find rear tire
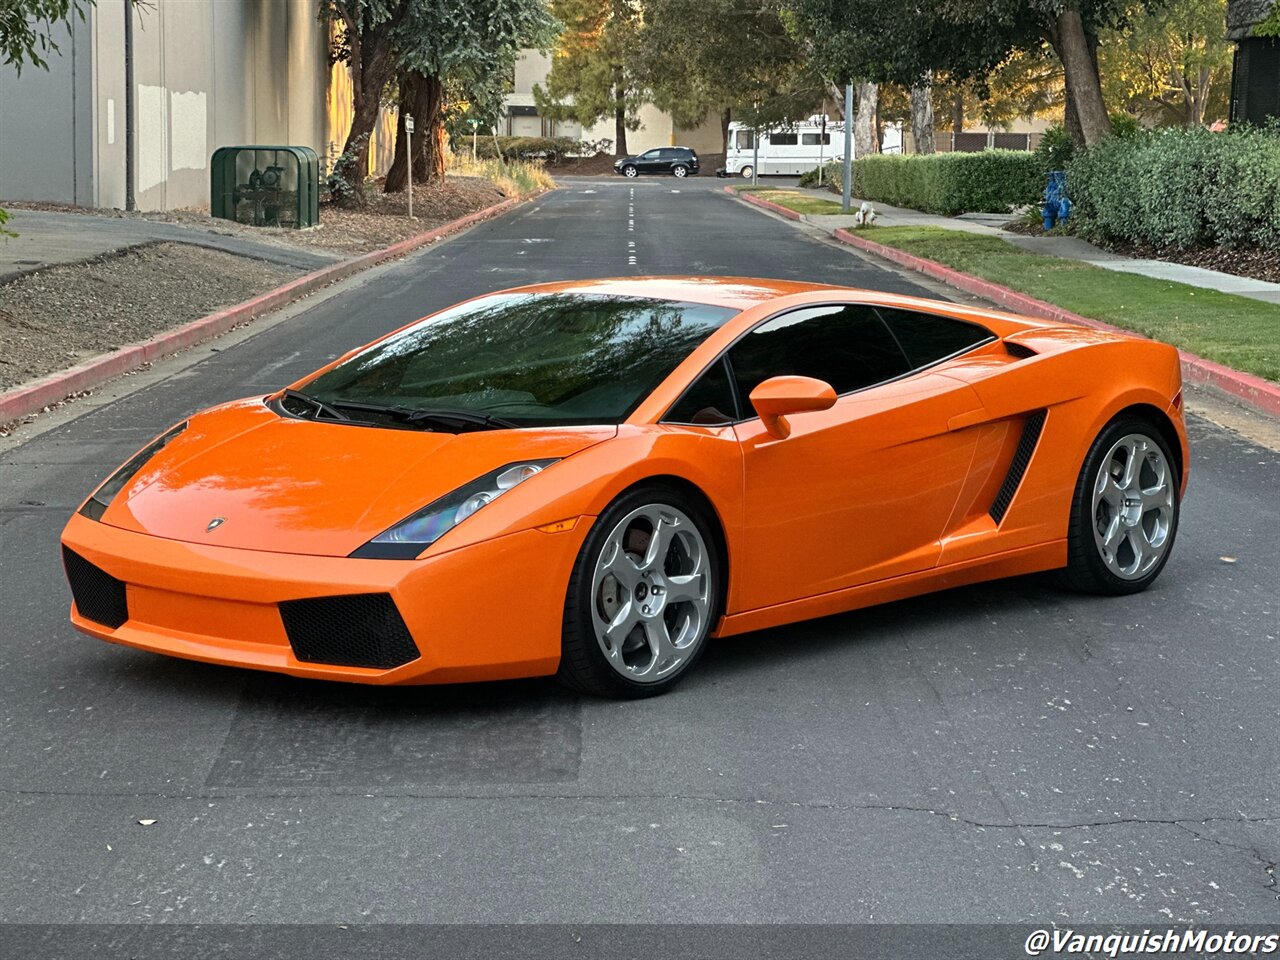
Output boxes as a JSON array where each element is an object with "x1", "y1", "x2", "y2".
[
  {"x1": 673, "y1": 164, "x2": 688, "y2": 178},
  {"x1": 557, "y1": 485, "x2": 721, "y2": 699},
  {"x1": 1060, "y1": 414, "x2": 1180, "y2": 595}
]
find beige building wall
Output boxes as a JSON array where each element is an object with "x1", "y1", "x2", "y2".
[{"x1": 0, "y1": 0, "x2": 329, "y2": 211}]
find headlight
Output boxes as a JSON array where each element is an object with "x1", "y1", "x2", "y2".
[
  {"x1": 350, "y1": 459, "x2": 558, "y2": 559},
  {"x1": 78, "y1": 422, "x2": 188, "y2": 521}
]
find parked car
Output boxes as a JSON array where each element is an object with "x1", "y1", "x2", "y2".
[
  {"x1": 62, "y1": 277, "x2": 1187, "y2": 699},
  {"x1": 614, "y1": 147, "x2": 700, "y2": 178}
]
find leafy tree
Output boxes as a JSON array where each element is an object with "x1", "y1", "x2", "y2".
[
  {"x1": 638, "y1": 0, "x2": 806, "y2": 152},
  {"x1": 534, "y1": 0, "x2": 645, "y2": 156},
  {"x1": 0, "y1": 0, "x2": 89, "y2": 73},
  {"x1": 1097, "y1": 0, "x2": 1232, "y2": 125},
  {"x1": 783, "y1": 0, "x2": 1160, "y2": 147},
  {"x1": 384, "y1": 0, "x2": 556, "y2": 192}
]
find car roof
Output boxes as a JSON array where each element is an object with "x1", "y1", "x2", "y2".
[{"x1": 496, "y1": 276, "x2": 844, "y2": 310}]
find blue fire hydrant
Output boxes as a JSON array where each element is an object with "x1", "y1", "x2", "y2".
[{"x1": 1043, "y1": 170, "x2": 1071, "y2": 230}]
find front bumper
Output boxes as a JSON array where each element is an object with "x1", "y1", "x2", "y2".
[{"x1": 60, "y1": 512, "x2": 591, "y2": 685}]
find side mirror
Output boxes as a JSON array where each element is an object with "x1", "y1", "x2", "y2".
[{"x1": 748, "y1": 375, "x2": 837, "y2": 440}]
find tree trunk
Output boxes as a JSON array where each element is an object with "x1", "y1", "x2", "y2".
[
  {"x1": 613, "y1": 65, "x2": 628, "y2": 156},
  {"x1": 720, "y1": 106, "x2": 732, "y2": 155},
  {"x1": 853, "y1": 81, "x2": 878, "y2": 158},
  {"x1": 1049, "y1": 9, "x2": 1110, "y2": 147},
  {"x1": 385, "y1": 71, "x2": 445, "y2": 193},
  {"x1": 910, "y1": 73, "x2": 935, "y2": 154},
  {"x1": 334, "y1": 11, "x2": 395, "y2": 208}
]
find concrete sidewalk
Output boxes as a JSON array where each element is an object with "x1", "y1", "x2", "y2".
[
  {"x1": 0, "y1": 209, "x2": 340, "y2": 282},
  {"x1": 798, "y1": 188, "x2": 1280, "y2": 305}
]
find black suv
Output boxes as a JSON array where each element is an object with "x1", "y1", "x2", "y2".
[{"x1": 614, "y1": 147, "x2": 700, "y2": 178}]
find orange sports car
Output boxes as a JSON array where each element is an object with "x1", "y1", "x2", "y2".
[{"x1": 61, "y1": 277, "x2": 1188, "y2": 698}]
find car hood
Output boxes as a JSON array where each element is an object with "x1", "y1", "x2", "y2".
[{"x1": 102, "y1": 398, "x2": 616, "y2": 557}]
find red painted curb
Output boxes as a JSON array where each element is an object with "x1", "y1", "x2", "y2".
[
  {"x1": 0, "y1": 193, "x2": 534, "y2": 424},
  {"x1": 727, "y1": 186, "x2": 803, "y2": 221},
  {"x1": 831, "y1": 227, "x2": 1280, "y2": 420}
]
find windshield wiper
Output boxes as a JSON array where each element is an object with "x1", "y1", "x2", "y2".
[
  {"x1": 281, "y1": 389, "x2": 350, "y2": 422},
  {"x1": 326, "y1": 399, "x2": 519, "y2": 431}
]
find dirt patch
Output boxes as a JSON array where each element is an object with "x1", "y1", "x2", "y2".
[
  {"x1": 0, "y1": 242, "x2": 299, "y2": 391},
  {"x1": 3, "y1": 175, "x2": 511, "y2": 258}
]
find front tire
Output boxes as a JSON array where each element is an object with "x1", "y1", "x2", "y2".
[
  {"x1": 557, "y1": 486, "x2": 720, "y2": 698},
  {"x1": 739, "y1": 165, "x2": 754, "y2": 179},
  {"x1": 622, "y1": 165, "x2": 638, "y2": 178},
  {"x1": 1061, "y1": 415, "x2": 1180, "y2": 595}
]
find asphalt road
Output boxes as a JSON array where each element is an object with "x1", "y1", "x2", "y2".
[{"x1": 2, "y1": 178, "x2": 1279, "y2": 949}]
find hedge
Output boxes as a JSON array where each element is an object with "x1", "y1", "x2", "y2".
[
  {"x1": 849, "y1": 151, "x2": 1042, "y2": 216},
  {"x1": 1069, "y1": 126, "x2": 1280, "y2": 250},
  {"x1": 473, "y1": 136, "x2": 603, "y2": 164}
]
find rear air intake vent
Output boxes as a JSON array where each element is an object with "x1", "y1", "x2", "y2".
[
  {"x1": 1004, "y1": 341, "x2": 1037, "y2": 359},
  {"x1": 989, "y1": 410, "x2": 1047, "y2": 524},
  {"x1": 62, "y1": 547, "x2": 129, "y2": 628},
  {"x1": 279, "y1": 593, "x2": 420, "y2": 669}
]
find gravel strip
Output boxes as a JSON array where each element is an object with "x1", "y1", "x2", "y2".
[{"x1": 0, "y1": 242, "x2": 299, "y2": 391}]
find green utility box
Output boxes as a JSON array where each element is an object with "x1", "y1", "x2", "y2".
[{"x1": 210, "y1": 146, "x2": 320, "y2": 228}]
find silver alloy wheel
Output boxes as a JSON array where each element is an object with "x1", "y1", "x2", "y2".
[
  {"x1": 590, "y1": 503, "x2": 712, "y2": 683},
  {"x1": 623, "y1": 165, "x2": 638, "y2": 177},
  {"x1": 673, "y1": 165, "x2": 688, "y2": 178},
  {"x1": 1091, "y1": 432, "x2": 1175, "y2": 580}
]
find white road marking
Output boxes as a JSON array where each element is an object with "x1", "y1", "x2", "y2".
[{"x1": 579, "y1": 189, "x2": 597, "y2": 194}]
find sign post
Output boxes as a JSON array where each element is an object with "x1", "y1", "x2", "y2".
[
  {"x1": 842, "y1": 84, "x2": 853, "y2": 214},
  {"x1": 404, "y1": 114, "x2": 415, "y2": 220}
]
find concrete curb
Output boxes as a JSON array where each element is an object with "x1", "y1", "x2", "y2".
[
  {"x1": 831, "y1": 228, "x2": 1280, "y2": 419},
  {"x1": 0, "y1": 193, "x2": 534, "y2": 424}
]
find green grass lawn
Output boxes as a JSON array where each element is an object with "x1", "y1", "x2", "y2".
[
  {"x1": 861, "y1": 227, "x2": 1280, "y2": 382},
  {"x1": 737, "y1": 187, "x2": 846, "y2": 216}
]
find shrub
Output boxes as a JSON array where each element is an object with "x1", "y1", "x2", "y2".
[
  {"x1": 851, "y1": 150, "x2": 1042, "y2": 216},
  {"x1": 798, "y1": 161, "x2": 841, "y2": 190},
  {"x1": 1068, "y1": 126, "x2": 1280, "y2": 250},
  {"x1": 473, "y1": 136, "x2": 597, "y2": 164},
  {"x1": 1033, "y1": 125, "x2": 1074, "y2": 173}
]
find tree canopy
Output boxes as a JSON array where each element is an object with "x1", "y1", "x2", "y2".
[{"x1": 1, "y1": 0, "x2": 89, "y2": 73}]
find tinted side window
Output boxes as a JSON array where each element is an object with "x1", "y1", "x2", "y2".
[
  {"x1": 665, "y1": 357, "x2": 738, "y2": 425},
  {"x1": 876, "y1": 307, "x2": 994, "y2": 370},
  {"x1": 801, "y1": 133, "x2": 830, "y2": 145},
  {"x1": 729, "y1": 305, "x2": 911, "y2": 400},
  {"x1": 658, "y1": 148, "x2": 678, "y2": 159},
  {"x1": 770, "y1": 133, "x2": 799, "y2": 146}
]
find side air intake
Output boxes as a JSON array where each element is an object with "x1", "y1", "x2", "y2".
[
  {"x1": 989, "y1": 410, "x2": 1047, "y2": 524},
  {"x1": 62, "y1": 547, "x2": 129, "y2": 628},
  {"x1": 1004, "y1": 341, "x2": 1037, "y2": 359}
]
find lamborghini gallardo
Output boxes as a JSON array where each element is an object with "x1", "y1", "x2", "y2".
[{"x1": 61, "y1": 278, "x2": 1188, "y2": 697}]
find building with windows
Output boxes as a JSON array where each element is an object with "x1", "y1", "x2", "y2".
[{"x1": 503, "y1": 49, "x2": 722, "y2": 155}]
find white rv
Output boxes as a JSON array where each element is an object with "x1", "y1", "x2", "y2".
[{"x1": 718, "y1": 117, "x2": 903, "y2": 178}]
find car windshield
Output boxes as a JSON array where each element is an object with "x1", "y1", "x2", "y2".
[{"x1": 299, "y1": 292, "x2": 737, "y2": 428}]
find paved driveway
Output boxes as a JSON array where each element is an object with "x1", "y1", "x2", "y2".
[{"x1": 2, "y1": 179, "x2": 1278, "y2": 940}]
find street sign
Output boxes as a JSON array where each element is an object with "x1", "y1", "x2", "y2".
[{"x1": 405, "y1": 114, "x2": 415, "y2": 133}]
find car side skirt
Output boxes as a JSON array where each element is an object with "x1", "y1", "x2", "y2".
[{"x1": 714, "y1": 540, "x2": 1066, "y2": 638}]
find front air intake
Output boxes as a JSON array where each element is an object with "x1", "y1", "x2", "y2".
[
  {"x1": 989, "y1": 410, "x2": 1047, "y2": 524},
  {"x1": 279, "y1": 593, "x2": 420, "y2": 669},
  {"x1": 62, "y1": 547, "x2": 129, "y2": 628}
]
